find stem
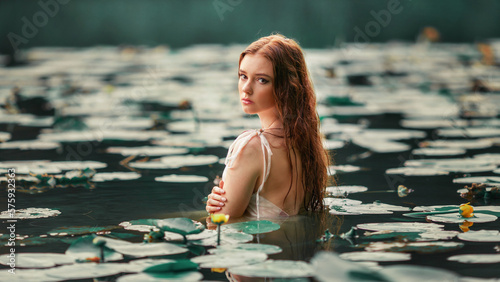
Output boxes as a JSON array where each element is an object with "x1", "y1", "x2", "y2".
[{"x1": 217, "y1": 224, "x2": 221, "y2": 246}]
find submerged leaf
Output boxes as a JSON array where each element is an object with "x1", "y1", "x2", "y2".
[{"x1": 223, "y1": 220, "x2": 280, "y2": 234}]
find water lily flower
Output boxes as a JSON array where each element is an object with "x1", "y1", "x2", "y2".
[
  {"x1": 211, "y1": 213, "x2": 230, "y2": 225},
  {"x1": 211, "y1": 268, "x2": 227, "y2": 273},
  {"x1": 397, "y1": 185, "x2": 413, "y2": 197},
  {"x1": 459, "y1": 202, "x2": 474, "y2": 218},
  {"x1": 459, "y1": 221, "x2": 473, "y2": 232}
]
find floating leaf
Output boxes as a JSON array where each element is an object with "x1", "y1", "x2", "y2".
[
  {"x1": 422, "y1": 139, "x2": 493, "y2": 149},
  {"x1": 229, "y1": 260, "x2": 315, "y2": 279},
  {"x1": 0, "y1": 253, "x2": 74, "y2": 268},
  {"x1": 106, "y1": 146, "x2": 189, "y2": 156},
  {"x1": 453, "y1": 176, "x2": 500, "y2": 185},
  {"x1": 426, "y1": 213, "x2": 497, "y2": 224},
  {"x1": 437, "y1": 127, "x2": 500, "y2": 138},
  {"x1": 365, "y1": 241, "x2": 463, "y2": 254},
  {"x1": 412, "y1": 147, "x2": 465, "y2": 156},
  {"x1": 47, "y1": 225, "x2": 116, "y2": 236},
  {"x1": 223, "y1": 220, "x2": 280, "y2": 234},
  {"x1": 44, "y1": 262, "x2": 127, "y2": 280},
  {"x1": 0, "y1": 208, "x2": 61, "y2": 219},
  {"x1": 154, "y1": 218, "x2": 205, "y2": 237},
  {"x1": 191, "y1": 230, "x2": 253, "y2": 246},
  {"x1": 117, "y1": 272, "x2": 203, "y2": 281},
  {"x1": 209, "y1": 243, "x2": 282, "y2": 255},
  {"x1": 92, "y1": 172, "x2": 141, "y2": 182},
  {"x1": 311, "y1": 251, "x2": 385, "y2": 282},
  {"x1": 448, "y1": 254, "x2": 500, "y2": 264},
  {"x1": 329, "y1": 201, "x2": 410, "y2": 215},
  {"x1": 155, "y1": 174, "x2": 208, "y2": 183},
  {"x1": 339, "y1": 251, "x2": 411, "y2": 262},
  {"x1": 65, "y1": 235, "x2": 124, "y2": 262},
  {"x1": 191, "y1": 251, "x2": 267, "y2": 268},
  {"x1": 326, "y1": 185, "x2": 368, "y2": 197},
  {"x1": 323, "y1": 198, "x2": 362, "y2": 207},
  {"x1": 143, "y1": 259, "x2": 198, "y2": 273},
  {"x1": 379, "y1": 265, "x2": 459, "y2": 282},
  {"x1": 0, "y1": 140, "x2": 60, "y2": 150},
  {"x1": 357, "y1": 222, "x2": 444, "y2": 233},
  {"x1": 457, "y1": 230, "x2": 500, "y2": 242},
  {"x1": 110, "y1": 242, "x2": 188, "y2": 258}
]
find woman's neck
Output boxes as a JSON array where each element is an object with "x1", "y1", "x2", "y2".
[{"x1": 258, "y1": 110, "x2": 282, "y2": 130}]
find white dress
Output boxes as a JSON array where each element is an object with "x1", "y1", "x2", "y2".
[{"x1": 222, "y1": 129, "x2": 289, "y2": 220}]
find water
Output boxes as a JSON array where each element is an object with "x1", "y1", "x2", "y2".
[{"x1": 1, "y1": 43, "x2": 500, "y2": 280}]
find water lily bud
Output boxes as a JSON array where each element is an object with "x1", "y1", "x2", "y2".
[
  {"x1": 211, "y1": 213, "x2": 229, "y2": 224},
  {"x1": 397, "y1": 185, "x2": 413, "y2": 197},
  {"x1": 92, "y1": 237, "x2": 107, "y2": 247},
  {"x1": 459, "y1": 202, "x2": 474, "y2": 218}
]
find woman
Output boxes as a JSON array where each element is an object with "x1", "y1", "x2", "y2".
[{"x1": 206, "y1": 34, "x2": 329, "y2": 219}]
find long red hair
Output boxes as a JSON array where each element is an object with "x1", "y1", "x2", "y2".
[{"x1": 239, "y1": 34, "x2": 329, "y2": 211}]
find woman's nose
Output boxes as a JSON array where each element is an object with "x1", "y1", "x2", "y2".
[{"x1": 242, "y1": 80, "x2": 252, "y2": 95}]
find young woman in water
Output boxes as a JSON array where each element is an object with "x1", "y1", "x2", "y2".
[{"x1": 205, "y1": 34, "x2": 330, "y2": 219}]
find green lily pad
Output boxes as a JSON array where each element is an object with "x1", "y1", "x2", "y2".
[
  {"x1": 154, "y1": 218, "x2": 205, "y2": 236},
  {"x1": 155, "y1": 174, "x2": 209, "y2": 183},
  {"x1": 0, "y1": 208, "x2": 61, "y2": 219},
  {"x1": 365, "y1": 241, "x2": 464, "y2": 254},
  {"x1": 457, "y1": 230, "x2": 500, "y2": 242},
  {"x1": 229, "y1": 260, "x2": 315, "y2": 278},
  {"x1": 329, "y1": 201, "x2": 410, "y2": 215},
  {"x1": 453, "y1": 176, "x2": 500, "y2": 185},
  {"x1": 92, "y1": 172, "x2": 141, "y2": 182},
  {"x1": 209, "y1": 243, "x2": 282, "y2": 255},
  {"x1": 379, "y1": 265, "x2": 459, "y2": 282},
  {"x1": 357, "y1": 222, "x2": 445, "y2": 233},
  {"x1": 339, "y1": 251, "x2": 411, "y2": 262},
  {"x1": 47, "y1": 225, "x2": 116, "y2": 236},
  {"x1": 412, "y1": 147, "x2": 465, "y2": 156},
  {"x1": 426, "y1": 213, "x2": 497, "y2": 224},
  {"x1": 106, "y1": 146, "x2": 189, "y2": 156},
  {"x1": 65, "y1": 235, "x2": 124, "y2": 262},
  {"x1": 144, "y1": 259, "x2": 198, "y2": 273},
  {"x1": 0, "y1": 252, "x2": 74, "y2": 268},
  {"x1": 448, "y1": 254, "x2": 500, "y2": 264},
  {"x1": 0, "y1": 140, "x2": 60, "y2": 150},
  {"x1": 311, "y1": 251, "x2": 386, "y2": 282},
  {"x1": 326, "y1": 185, "x2": 368, "y2": 197},
  {"x1": 117, "y1": 271, "x2": 203, "y2": 281},
  {"x1": 223, "y1": 220, "x2": 280, "y2": 234},
  {"x1": 191, "y1": 251, "x2": 267, "y2": 268},
  {"x1": 111, "y1": 242, "x2": 188, "y2": 258},
  {"x1": 191, "y1": 230, "x2": 253, "y2": 246},
  {"x1": 44, "y1": 262, "x2": 127, "y2": 280}
]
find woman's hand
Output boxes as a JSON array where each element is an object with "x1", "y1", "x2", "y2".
[{"x1": 206, "y1": 180, "x2": 227, "y2": 214}]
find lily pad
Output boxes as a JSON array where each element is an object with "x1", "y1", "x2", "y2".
[
  {"x1": 130, "y1": 154, "x2": 218, "y2": 169},
  {"x1": 92, "y1": 172, "x2": 141, "y2": 182},
  {"x1": 117, "y1": 272, "x2": 203, "y2": 281},
  {"x1": 385, "y1": 167, "x2": 449, "y2": 176},
  {"x1": 0, "y1": 208, "x2": 61, "y2": 219},
  {"x1": 437, "y1": 127, "x2": 500, "y2": 138},
  {"x1": 326, "y1": 185, "x2": 368, "y2": 197},
  {"x1": 0, "y1": 131, "x2": 11, "y2": 141},
  {"x1": 191, "y1": 251, "x2": 267, "y2": 268},
  {"x1": 47, "y1": 225, "x2": 116, "y2": 236},
  {"x1": 154, "y1": 218, "x2": 205, "y2": 237},
  {"x1": 191, "y1": 230, "x2": 253, "y2": 246},
  {"x1": 65, "y1": 235, "x2": 124, "y2": 262},
  {"x1": 106, "y1": 146, "x2": 189, "y2": 156},
  {"x1": 357, "y1": 222, "x2": 444, "y2": 233},
  {"x1": 323, "y1": 198, "x2": 362, "y2": 207},
  {"x1": 365, "y1": 241, "x2": 464, "y2": 254},
  {"x1": 453, "y1": 176, "x2": 500, "y2": 185},
  {"x1": 229, "y1": 260, "x2": 315, "y2": 278},
  {"x1": 208, "y1": 243, "x2": 282, "y2": 255},
  {"x1": 44, "y1": 262, "x2": 127, "y2": 280},
  {"x1": 457, "y1": 230, "x2": 500, "y2": 242},
  {"x1": 339, "y1": 251, "x2": 411, "y2": 262},
  {"x1": 0, "y1": 140, "x2": 60, "y2": 150},
  {"x1": 448, "y1": 254, "x2": 500, "y2": 264},
  {"x1": 311, "y1": 251, "x2": 385, "y2": 282},
  {"x1": 422, "y1": 139, "x2": 493, "y2": 149},
  {"x1": 379, "y1": 265, "x2": 459, "y2": 282},
  {"x1": 112, "y1": 242, "x2": 188, "y2": 258},
  {"x1": 223, "y1": 220, "x2": 281, "y2": 234},
  {"x1": 412, "y1": 147, "x2": 465, "y2": 156},
  {"x1": 426, "y1": 213, "x2": 498, "y2": 224},
  {"x1": 329, "y1": 201, "x2": 410, "y2": 215},
  {"x1": 0, "y1": 253, "x2": 74, "y2": 268},
  {"x1": 155, "y1": 174, "x2": 208, "y2": 183}
]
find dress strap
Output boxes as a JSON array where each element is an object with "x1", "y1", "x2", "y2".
[{"x1": 224, "y1": 129, "x2": 273, "y2": 220}]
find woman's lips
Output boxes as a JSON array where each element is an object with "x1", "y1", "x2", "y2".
[{"x1": 241, "y1": 98, "x2": 253, "y2": 105}]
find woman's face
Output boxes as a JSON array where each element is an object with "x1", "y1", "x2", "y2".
[{"x1": 238, "y1": 53, "x2": 276, "y2": 115}]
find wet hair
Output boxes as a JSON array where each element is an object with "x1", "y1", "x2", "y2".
[{"x1": 239, "y1": 33, "x2": 330, "y2": 212}]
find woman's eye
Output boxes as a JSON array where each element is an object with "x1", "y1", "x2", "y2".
[
  {"x1": 258, "y1": 78, "x2": 268, "y2": 84},
  {"x1": 239, "y1": 74, "x2": 247, "y2": 80}
]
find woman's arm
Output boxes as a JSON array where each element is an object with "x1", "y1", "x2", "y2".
[{"x1": 207, "y1": 136, "x2": 263, "y2": 217}]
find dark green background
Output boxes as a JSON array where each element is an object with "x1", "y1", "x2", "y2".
[{"x1": 1, "y1": 0, "x2": 499, "y2": 53}]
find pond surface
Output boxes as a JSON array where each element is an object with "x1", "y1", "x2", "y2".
[{"x1": 0, "y1": 42, "x2": 500, "y2": 281}]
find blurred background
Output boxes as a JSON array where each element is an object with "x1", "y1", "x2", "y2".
[{"x1": 1, "y1": 0, "x2": 500, "y2": 56}]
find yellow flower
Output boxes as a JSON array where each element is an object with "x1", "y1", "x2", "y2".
[
  {"x1": 211, "y1": 213, "x2": 229, "y2": 224},
  {"x1": 459, "y1": 202, "x2": 474, "y2": 218},
  {"x1": 459, "y1": 221, "x2": 473, "y2": 232}
]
